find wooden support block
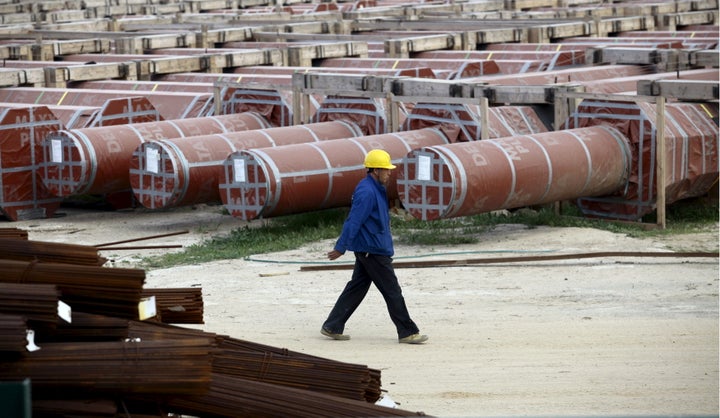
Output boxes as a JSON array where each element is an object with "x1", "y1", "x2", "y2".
[
  {"x1": 44, "y1": 10, "x2": 86, "y2": 24},
  {"x1": 142, "y1": 33, "x2": 197, "y2": 50},
  {"x1": 287, "y1": 41, "x2": 367, "y2": 66},
  {"x1": 475, "y1": 28, "x2": 528, "y2": 46},
  {"x1": 691, "y1": 50, "x2": 719, "y2": 68},
  {"x1": 52, "y1": 38, "x2": 112, "y2": 56},
  {"x1": 0, "y1": 12, "x2": 32, "y2": 24},
  {"x1": 637, "y1": 80, "x2": 719, "y2": 101},
  {"x1": 385, "y1": 34, "x2": 462, "y2": 58}
]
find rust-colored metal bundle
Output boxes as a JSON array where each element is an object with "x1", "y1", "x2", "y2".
[
  {"x1": 141, "y1": 287, "x2": 204, "y2": 324},
  {"x1": 157, "y1": 373, "x2": 425, "y2": 418},
  {"x1": 0, "y1": 338, "x2": 213, "y2": 395},
  {"x1": 0, "y1": 233, "x2": 427, "y2": 417},
  {"x1": 49, "y1": 312, "x2": 130, "y2": 343},
  {"x1": 0, "y1": 283, "x2": 61, "y2": 326},
  {"x1": 0, "y1": 238, "x2": 106, "y2": 266},
  {"x1": 0, "y1": 227, "x2": 28, "y2": 239},
  {"x1": 0, "y1": 313, "x2": 28, "y2": 354},
  {"x1": 0, "y1": 259, "x2": 145, "y2": 319}
]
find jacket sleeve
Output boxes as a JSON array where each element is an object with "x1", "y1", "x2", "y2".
[{"x1": 334, "y1": 184, "x2": 374, "y2": 254}]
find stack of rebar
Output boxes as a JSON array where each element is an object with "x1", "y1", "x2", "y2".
[
  {"x1": 0, "y1": 232, "x2": 428, "y2": 417},
  {"x1": 0, "y1": 313, "x2": 28, "y2": 354},
  {"x1": 0, "y1": 259, "x2": 145, "y2": 319},
  {"x1": 0, "y1": 283, "x2": 61, "y2": 326},
  {"x1": 0, "y1": 238, "x2": 106, "y2": 265},
  {"x1": 141, "y1": 287, "x2": 204, "y2": 324},
  {"x1": 0, "y1": 227, "x2": 28, "y2": 239}
]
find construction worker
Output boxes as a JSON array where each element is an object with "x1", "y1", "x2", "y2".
[{"x1": 321, "y1": 149, "x2": 428, "y2": 344}]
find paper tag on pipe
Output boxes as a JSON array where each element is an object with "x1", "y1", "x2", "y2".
[
  {"x1": 233, "y1": 158, "x2": 247, "y2": 183},
  {"x1": 138, "y1": 296, "x2": 157, "y2": 320},
  {"x1": 58, "y1": 300, "x2": 72, "y2": 323},
  {"x1": 26, "y1": 330, "x2": 40, "y2": 352},
  {"x1": 417, "y1": 155, "x2": 431, "y2": 181},
  {"x1": 146, "y1": 148, "x2": 159, "y2": 174},
  {"x1": 51, "y1": 139, "x2": 63, "y2": 163}
]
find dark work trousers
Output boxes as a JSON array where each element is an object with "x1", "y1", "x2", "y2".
[{"x1": 323, "y1": 252, "x2": 420, "y2": 339}]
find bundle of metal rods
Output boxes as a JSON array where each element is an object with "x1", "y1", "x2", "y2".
[
  {"x1": 141, "y1": 287, "x2": 204, "y2": 324},
  {"x1": 212, "y1": 349, "x2": 378, "y2": 402},
  {"x1": 215, "y1": 335, "x2": 382, "y2": 402},
  {"x1": 0, "y1": 238, "x2": 106, "y2": 266},
  {"x1": 0, "y1": 338, "x2": 213, "y2": 395},
  {"x1": 0, "y1": 259, "x2": 145, "y2": 319},
  {"x1": 0, "y1": 283, "x2": 61, "y2": 326},
  {"x1": 0, "y1": 313, "x2": 28, "y2": 354},
  {"x1": 0, "y1": 227, "x2": 28, "y2": 239},
  {"x1": 47, "y1": 312, "x2": 130, "y2": 343},
  {"x1": 0, "y1": 234, "x2": 426, "y2": 416},
  {"x1": 156, "y1": 373, "x2": 426, "y2": 417}
]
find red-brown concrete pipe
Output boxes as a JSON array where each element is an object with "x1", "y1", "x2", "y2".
[
  {"x1": 40, "y1": 112, "x2": 270, "y2": 197},
  {"x1": 220, "y1": 128, "x2": 450, "y2": 221},
  {"x1": 397, "y1": 125, "x2": 631, "y2": 220},
  {"x1": 130, "y1": 121, "x2": 364, "y2": 209},
  {"x1": 0, "y1": 106, "x2": 64, "y2": 221}
]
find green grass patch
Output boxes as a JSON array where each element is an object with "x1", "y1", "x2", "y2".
[{"x1": 141, "y1": 197, "x2": 718, "y2": 269}]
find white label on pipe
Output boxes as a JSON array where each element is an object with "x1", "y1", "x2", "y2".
[
  {"x1": 233, "y1": 158, "x2": 246, "y2": 183},
  {"x1": 146, "y1": 148, "x2": 159, "y2": 174},
  {"x1": 51, "y1": 139, "x2": 63, "y2": 163},
  {"x1": 417, "y1": 155, "x2": 431, "y2": 181}
]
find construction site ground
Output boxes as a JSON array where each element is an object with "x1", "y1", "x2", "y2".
[{"x1": 10, "y1": 203, "x2": 719, "y2": 417}]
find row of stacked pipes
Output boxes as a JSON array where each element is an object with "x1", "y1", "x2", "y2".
[{"x1": 0, "y1": 74, "x2": 717, "y2": 222}]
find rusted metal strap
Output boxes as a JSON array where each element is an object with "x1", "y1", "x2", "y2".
[{"x1": 300, "y1": 251, "x2": 719, "y2": 271}]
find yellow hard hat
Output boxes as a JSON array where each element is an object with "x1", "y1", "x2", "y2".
[{"x1": 364, "y1": 149, "x2": 396, "y2": 169}]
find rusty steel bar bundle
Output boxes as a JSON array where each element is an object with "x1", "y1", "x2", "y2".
[
  {"x1": 397, "y1": 125, "x2": 632, "y2": 220},
  {"x1": 50, "y1": 312, "x2": 129, "y2": 343},
  {"x1": 0, "y1": 283, "x2": 61, "y2": 326},
  {"x1": 0, "y1": 259, "x2": 145, "y2": 319},
  {"x1": 156, "y1": 373, "x2": 426, "y2": 417},
  {"x1": 0, "y1": 338, "x2": 213, "y2": 395},
  {"x1": 0, "y1": 227, "x2": 28, "y2": 239},
  {"x1": 0, "y1": 313, "x2": 28, "y2": 354},
  {"x1": 141, "y1": 288, "x2": 204, "y2": 324},
  {"x1": 221, "y1": 128, "x2": 450, "y2": 221},
  {"x1": 129, "y1": 120, "x2": 364, "y2": 210},
  {"x1": 214, "y1": 335, "x2": 382, "y2": 403},
  {"x1": 212, "y1": 349, "x2": 378, "y2": 403},
  {"x1": 0, "y1": 237, "x2": 106, "y2": 266},
  {"x1": 39, "y1": 112, "x2": 270, "y2": 198},
  {"x1": 300, "y1": 251, "x2": 719, "y2": 271}
]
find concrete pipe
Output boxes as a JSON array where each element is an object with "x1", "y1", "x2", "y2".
[
  {"x1": 40, "y1": 112, "x2": 270, "y2": 197},
  {"x1": 220, "y1": 128, "x2": 450, "y2": 221},
  {"x1": 0, "y1": 106, "x2": 64, "y2": 221},
  {"x1": 397, "y1": 125, "x2": 631, "y2": 220},
  {"x1": 130, "y1": 121, "x2": 364, "y2": 209}
]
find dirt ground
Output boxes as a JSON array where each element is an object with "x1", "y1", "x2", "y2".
[{"x1": 7, "y1": 203, "x2": 719, "y2": 417}]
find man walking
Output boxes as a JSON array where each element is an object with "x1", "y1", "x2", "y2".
[{"x1": 321, "y1": 149, "x2": 428, "y2": 344}]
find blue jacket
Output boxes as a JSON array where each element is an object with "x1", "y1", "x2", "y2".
[{"x1": 334, "y1": 174, "x2": 394, "y2": 257}]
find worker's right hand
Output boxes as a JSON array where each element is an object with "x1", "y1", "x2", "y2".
[{"x1": 327, "y1": 250, "x2": 343, "y2": 260}]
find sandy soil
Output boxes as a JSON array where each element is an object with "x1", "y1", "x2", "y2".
[{"x1": 7, "y1": 204, "x2": 719, "y2": 417}]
